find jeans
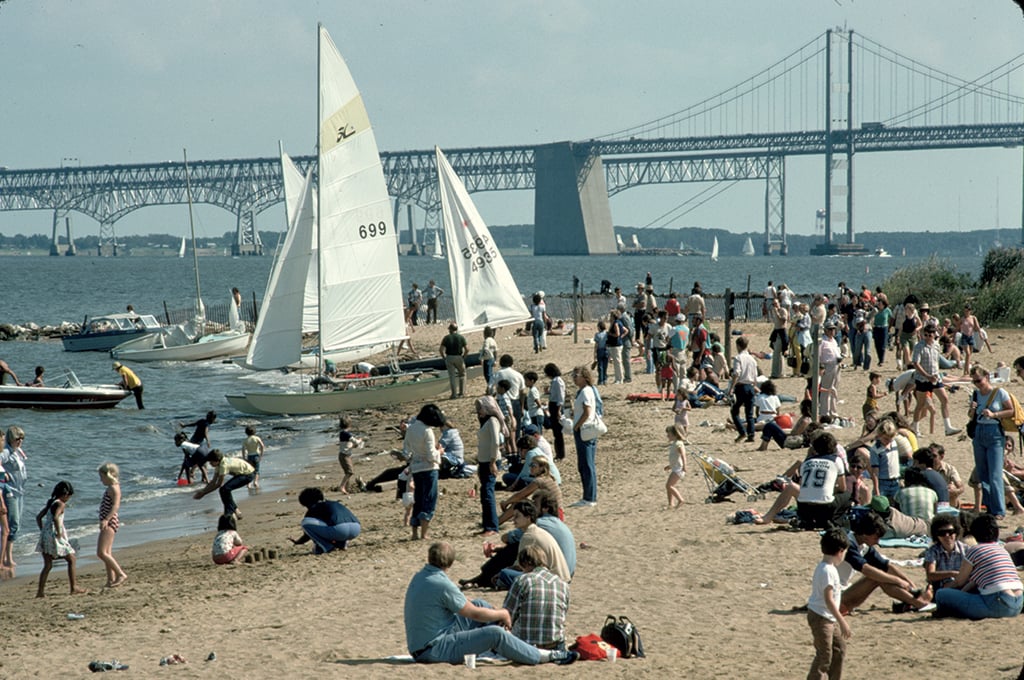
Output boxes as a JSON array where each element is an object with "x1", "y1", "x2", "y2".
[
  {"x1": 872, "y1": 326, "x2": 888, "y2": 364},
  {"x1": 414, "y1": 599, "x2": 541, "y2": 664},
  {"x1": 300, "y1": 520, "x2": 360, "y2": 553},
  {"x1": 730, "y1": 383, "x2": 756, "y2": 436},
  {"x1": 495, "y1": 567, "x2": 523, "y2": 590},
  {"x1": 761, "y1": 421, "x2": 786, "y2": 448},
  {"x1": 596, "y1": 350, "x2": 608, "y2": 385},
  {"x1": 477, "y1": 465, "x2": 499, "y2": 532},
  {"x1": 851, "y1": 330, "x2": 871, "y2": 370},
  {"x1": 532, "y1": 322, "x2": 545, "y2": 352},
  {"x1": 972, "y1": 422, "x2": 1006, "y2": 516},
  {"x1": 3, "y1": 489, "x2": 21, "y2": 541},
  {"x1": 935, "y1": 587, "x2": 1023, "y2": 620},
  {"x1": 548, "y1": 404, "x2": 565, "y2": 459},
  {"x1": 219, "y1": 473, "x2": 254, "y2": 516},
  {"x1": 411, "y1": 470, "x2": 438, "y2": 527},
  {"x1": 574, "y1": 430, "x2": 598, "y2": 502},
  {"x1": 482, "y1": 359, "x2": 494, "y2": 385}
]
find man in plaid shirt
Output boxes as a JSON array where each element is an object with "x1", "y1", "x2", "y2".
[{"x1": 502, "y1": 544, "x2": 570, "y2": 649}]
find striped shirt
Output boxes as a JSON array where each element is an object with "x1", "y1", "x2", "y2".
[
  {"x1": 502, "y1": 567, "x2": 570, "y2": 647},
  {"x1": 966, "y1": 543, "x2": 1023, "y2": 595}
]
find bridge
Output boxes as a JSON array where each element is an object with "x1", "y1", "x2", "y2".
[{"x1": 1, "y1": 29, "x2": 1023, "y2": 256}]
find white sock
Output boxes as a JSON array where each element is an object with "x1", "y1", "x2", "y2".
[{"x1": 538, "y1": 650, "x2": 553, "y2": 663}]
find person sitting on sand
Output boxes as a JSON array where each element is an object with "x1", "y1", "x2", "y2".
[
  {"x1": 758, "y1": 398, "x2": 813, "y2": 451},
  {"x1": 288, "y1": 487, "x2": 360, "y2": 554},
  {"x1": 934, "y1": 513, "x2": 1023, "y2": 619},
  {"x1": 838, "y1": 510, "x2": 935, "y2": 615},
  {"x1": 193, "y1": 450, "x2": 254, "y2": 520},
  {"x1": 795, "y1": 432, "x2": 849, "y2": 530},
  {"x1": 403, "y1": 541, "x2": 577, "y2": 665},
  {"x1": 212, "y1": 514, "x2": 248, "y2": 565},
  {"x1": 501, "y1": 544, "x2": 570, "y2": 651},
  {"x1": 498, "y1": 455, "x2": 561, "y2": 524},
  {"x1": 494, "y1": 501, "x2": 570, "y2": 590}
]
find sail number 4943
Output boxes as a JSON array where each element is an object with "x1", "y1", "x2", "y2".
[
  {"x1": 358, "y1": 222, "x2": 388, "y2": 239},
  {"x1": 462, "y1": 235, "x2": 498, "y2": 272}
]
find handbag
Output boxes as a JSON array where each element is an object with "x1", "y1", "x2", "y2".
[
  {"x1": 600, "y1": 615, "x2": 645, "y2": 659},
  {"x1": 580, "y1": 415, "x2": 607, "y2": 441}
]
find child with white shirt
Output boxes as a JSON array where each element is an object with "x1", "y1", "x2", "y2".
[{"x1": 806, "y1": 528, "x2": 852, "y2": 680}]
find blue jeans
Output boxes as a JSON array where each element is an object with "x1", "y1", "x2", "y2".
[
  {"x1": 301, "y1": 520, "x2": 360, "y2": 553},
  {"x1": 973, "y1": 422, "x2": 1006, "y2": 516},
  {"x1": 574, "y1": 430, "x2": 598, "y2": 502},
  {"x1": 477, "y1": 465, "x2": 499, "y2": 532},
  {"x1": 3, "y1": 489, "x2": 22, "y2": 541},
  {"x1": 495, "y1": 567, "x2": 523, "y2": 590},
  {"x1": 761, "y1": 421, "x2": 786, "y2": 448},
  {"x1": 872, "y1": 326, "x2": 888, "y2": 364},
  {"x1": 414, "y1": 599, "x2": 541, "y2": 664},
  {"x1": 482, "y1": 359, "x2": 494, "y2": 385},
  {"x1": 219, "y1": 473, "x2": 254, "y2": 516},
  {"x1": 935, "y1": 587, "x2": 1023, "y2": 620},
  {"x1": 730, "y1": 383, "x2": 756, "y2": 436},
  {"x1": 851, "y1": 330, "x2": 871, "y2": 370},
  {"x1": 532, "y1": 322, "x2": 544, "y2": 352},
  {"x1": 411, "y1": 470, "x2": 438, "y2": 527},
  {"x1": 596, "y1": 350, "x2": 608, "y2": 385}
]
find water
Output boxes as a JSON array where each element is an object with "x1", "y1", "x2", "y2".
[{"x1": 0, "y1": 250, "x2": 983, "y2": 568}]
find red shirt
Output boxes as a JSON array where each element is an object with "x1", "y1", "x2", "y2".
[{"x1": 664, "y1": 298, "x2": 681, "y2": 317}]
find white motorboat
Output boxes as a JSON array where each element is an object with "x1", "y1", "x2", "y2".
[
  {"x1": 62, "y1": 313, "x2": 163, "y2": 352},
  {"x1": 0, "y1": 368, "x2": 129, "y2": 409}
]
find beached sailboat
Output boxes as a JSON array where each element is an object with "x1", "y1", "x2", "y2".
[
  {"x1": 227, "y1": 26, "x2": 450, "y2": 415},
  {"x1": 436, "y1": 146, "x2": 530, "y2": 333},
  {"x1": 741, "y1": 236, "x2": 755, "y2": 256},
  {"x1": 710, "y1": 236, "x2": 719, "y2": 262},
  {"x1": 111, "y1": 151, "x2": 250, "y2": 363}
]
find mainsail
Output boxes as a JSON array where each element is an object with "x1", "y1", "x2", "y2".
[{"x1": 436, "y1": 146, "x2": 530, "y2": 334}]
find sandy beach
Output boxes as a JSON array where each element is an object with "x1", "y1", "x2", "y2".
[{"x1": 3, "y1": 317, "x2": 1023, "y2": 679}]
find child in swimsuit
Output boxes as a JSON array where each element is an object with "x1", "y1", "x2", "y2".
[{"x1": 98, "y1": 463, "x2": 128, "y2": 588}]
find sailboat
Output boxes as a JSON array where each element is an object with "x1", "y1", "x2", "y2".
[
  {"x1": 741, "y1": 236, "x2": 755, "y2": 256},
  {"x1": 436, "y1": 146, "x2": 530, "y2": 333},
  {"x1": 429, "y1": 229, "x2": 444, "y2": 260},
  {"x1": 111, "y1": 151, "x2": 251, "y2": 362},
  {"x1": 226, "y1": 25, "x2": 449, "y2": 415},
  {"x1": 710, "y1": 236, "x2": 719, "y2": 262},
  {"x1": 177, "y1": 236, "x2": 186, "y2": 258}
]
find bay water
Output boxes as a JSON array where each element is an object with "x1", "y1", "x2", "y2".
[{"x1": 0, "y1": 251, "x2": 982, "y2": 569}]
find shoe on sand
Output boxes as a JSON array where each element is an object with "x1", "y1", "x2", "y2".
[{"x1": 551, "y1": 650, "x2": 579, "y2": 665}]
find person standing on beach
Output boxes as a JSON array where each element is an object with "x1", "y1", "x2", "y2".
[
  {"x1": 440, "y1": 323, "x2": 468, "y2": 400},
  {"x1": 544, "y1": 363, "x2": 566, "y2": 461},
  {"x1": 569, "y1": 365, "x2": 601, "y2": 508},
  {"x1": 403, "y1": 541, "x2": 577, "y2": 665},
  {"x1": 97, "y1": 462, "x2": 128, "y2": 588},
  {"x1": 728, "y1": 336, "x2": 758, "y2": 444},
  {"x1": 407, "y1": 283, "x2": 423, "y2": 326},
  {"x1": 806, "y1": 528, "x2": 851, "y2": 680},
  {"x1": 193, "y1": 450, "x2": 254, "y2": 520},
  {"x1": 35, "y1": 481, "x2": 86, "y2": 598},
  {"x1": 407, "y1": 404, "x2": 446, "y2": 541},
  {"x1": 337, "y1": 417, "x2": 362, "y2": 495},
  {"x1": 242, "y1": 426, "x2": 265, "y2": 490},
  {"x1": 425, "y1": 280, "x2": 444, "y2": 325},
  {"x1": 112, "y1": 361, "x2": 144, "y2": 409},
  {"x1": 1, "y1": 426, "x2": 27, "y2": 567},
  {"x1": 475, "y1": 396, "x2": 505, "y2": 537},
  {"x1": 910, "y1": 326, "x2": 961, "y2": 437}
]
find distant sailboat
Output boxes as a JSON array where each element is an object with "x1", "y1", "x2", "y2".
[
  {"x1": 741, "y1": 237, "x2": 755, "y2": 256},
  {"x1": 710, "y1": 236, "x2": 719, "y2": 262},
  {"x1": 177, "y1": 236, "x2": 186, "y2": 258},
  {"x1": 430, "y1": 230, "x2": 444, "y2": 260}
]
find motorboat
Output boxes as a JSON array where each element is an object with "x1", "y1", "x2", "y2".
[
  {"x1": 0, "y1": 368, "x2": 129, "y2": 409},
  {"x1": 874, "y1": 247, "x2": 892, "y2": 258},
  {"x1": 62, "y1": 313, "x2": 163, "y2": 352}
]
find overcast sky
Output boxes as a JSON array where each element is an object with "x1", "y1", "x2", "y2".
[{"x1": 1, "y1": 0, "x2": 1023, "y2": 239}]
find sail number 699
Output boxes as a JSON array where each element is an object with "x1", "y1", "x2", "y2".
[{"x1": 358, "y1": 222, "x2": 388, "y2": 239}]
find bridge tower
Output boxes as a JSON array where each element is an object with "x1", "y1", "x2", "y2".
[
  {"x1": 813, "y1": 28, "x2": 865, "y2": 255},
  {"x1": 533, "y1": 142, "x2": 616, "y2": 255}
]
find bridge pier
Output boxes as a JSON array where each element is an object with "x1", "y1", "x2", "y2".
[{"x1": 533, "y1": 142, "x2": 616, "y2": 255}]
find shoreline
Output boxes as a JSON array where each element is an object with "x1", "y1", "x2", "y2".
[{"x1": 3, "y1": 320, "x2": 1024, "y2": 678}]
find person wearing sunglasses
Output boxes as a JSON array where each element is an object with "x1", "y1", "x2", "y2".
[
  {"x1": 923, "y1": 515, "x2": 967, "y2": 591},
  {"x1": 910, "y1": 325, "x2": 961, "y2": 437}
]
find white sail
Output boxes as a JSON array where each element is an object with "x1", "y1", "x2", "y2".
[
  {"x1": 244, "y1": 170, "x2": 317, "y2": 369},
  {"x1": 741, "y1": 236, "x2": 755, "y2": 256},
  {"x1": 177, "y1": 236, "x2": 186, "y2": 258},
  {"x1": 317, "y1": 26, "x2": 406, "y2": 355},
  {"x1": 430, "y1": 230, "x2": 443, "y2": 259},
  {"x1": 711, "y1": 236, "x2": 719, "y2": 261},
  {"x1": 436, "y1": 147, "x2": 531, "y2": 334},
  {"x1": 281, "y1": 152, "x2": 320, "y2": 333}
]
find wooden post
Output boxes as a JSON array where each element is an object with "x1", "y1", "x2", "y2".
[
  {"x1": 744, "y1": 274, "x2": 752, "y2": 321},
  {"x1": 724, "y1": 287, "x2": 732, "y2": 363},
  {"x1": 572, "y1": 275, "x2": 579, "y2": 344}
]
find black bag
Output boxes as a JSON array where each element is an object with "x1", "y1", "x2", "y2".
[
  {"x1": 966, "y1": 416, "x2": 977, "y2": 439},
  {"x1": 600, "y1": 615, "x2": 645, "y2": 658},
  {"x1": 800, "y1": 356, "x2": 810, "y2": 375},
  {"x1": 786, "y1": 355, "x2": 797, "y2": 368}
]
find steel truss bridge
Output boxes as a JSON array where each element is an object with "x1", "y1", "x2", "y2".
[{"x1": 2, "y1": 29, "x2": 1023, "y2": 255}]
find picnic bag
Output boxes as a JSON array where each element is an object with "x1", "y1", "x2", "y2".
[{"x1": 600, "y1": 615, "x2": 645, "y2": 658}]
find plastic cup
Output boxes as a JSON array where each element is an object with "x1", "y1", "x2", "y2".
[
  {"x1": 606, "y1": 646, "x2": 617, "y2": 662},
  {"x1": 464, "y1": 653, "x2": 477, "y2": 669}
]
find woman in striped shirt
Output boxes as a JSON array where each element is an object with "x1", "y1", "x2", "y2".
[{"x1": 934, "y1": 513, "x2": 1023, "y2": 619}]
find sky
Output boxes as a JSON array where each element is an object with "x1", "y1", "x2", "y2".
[{"x1": 1, "y1": 0, "x2": 1023, "y2": 240}]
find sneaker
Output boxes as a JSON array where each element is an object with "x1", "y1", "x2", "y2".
[
  {"x1": 916, "y1": 603, "x2": 937, "y2": 613},
  {"x1": 550, "y1": 650, "x2": 579, "y2": 665},
  {"x1": 745, "y1": 434, "x2": 756, "y2": 443},
  {"x1": 568, "y1": 500, "x2": 596, "y2": 508},
  {"x1": 945, "y1": 426, "x2": 962, "y2": 436}
]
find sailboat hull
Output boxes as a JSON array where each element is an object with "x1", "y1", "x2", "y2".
[{"x1": 112, "y1": 331, "x2": 251, "y2": 362}]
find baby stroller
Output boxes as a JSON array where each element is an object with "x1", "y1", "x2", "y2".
[{"x1": 691, "y1": 450, "x2": 765, "y2": 504}]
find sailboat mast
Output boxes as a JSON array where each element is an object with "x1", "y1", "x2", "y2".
[
  {"x1": 183, "y1": 149, "x2": 203, "y2": 310},
  {"x1": 315, "y1": 24, "x2": 324, "y2": 372}
]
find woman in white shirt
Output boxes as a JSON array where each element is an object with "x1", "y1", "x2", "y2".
[
  {"x1": 570, "y1": 365, "x2": 601, "y2": 508},
  {"x1": 406, "y1": 404, "x2": 446, "y2": 541}
]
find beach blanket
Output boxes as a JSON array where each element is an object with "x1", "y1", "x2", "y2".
[
  {"x1": 626, "y1": 393, "x2": 667, "y2": 402},
  {"x1": 879, "y1": 535, "x2": 931, "y2": 549}
]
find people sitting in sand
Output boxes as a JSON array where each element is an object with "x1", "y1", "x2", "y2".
[
  {"x1": 288, "y1": 487, "x2": 361, "y2": 554},
  {"x1": 838, "y1": 510, "x2": 935, "y2": 615},
  {"x1": 758, "y1": 398, "x2": 813, "y2": 451},
  {"x1": 501, "y1": 544, "x2": 570, "y2": 651},
  {"x1": 894, "y1": 467, "x2": 938, "y2": 523},
  {"x1": 970, "y1": 454, "x2": 1024, "y2": 515},
  {"x1": 211, "y1": 514, "x2": 248, "y2": 565},
  {"x1": 934, "y1": 513, "x2": 1024, "y2": 619},
  {"x1": 501, "y1": 430, "x2": 561, "y2": 491},
  {"x1": 866, "y1": 495, "x2": 929, "y2": 540},
  {"x1": 498, "y1": 455, "x2": 561, "y2": 524},
  {"x1": 794, "y1": 432, "x2": 849, "y2": 530},
  {"x1": 923, "y1": 514, "x2": 968, "y2": 591},
  {"x1": 493, "y1": 501, "x2": 570, "y2": 591},
  {"x1": 403, "y1": 541, "x2": 577, "y2": 665},
  {"x1": 909, "y1": 447, "x2": 950, "y2": 507}
]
